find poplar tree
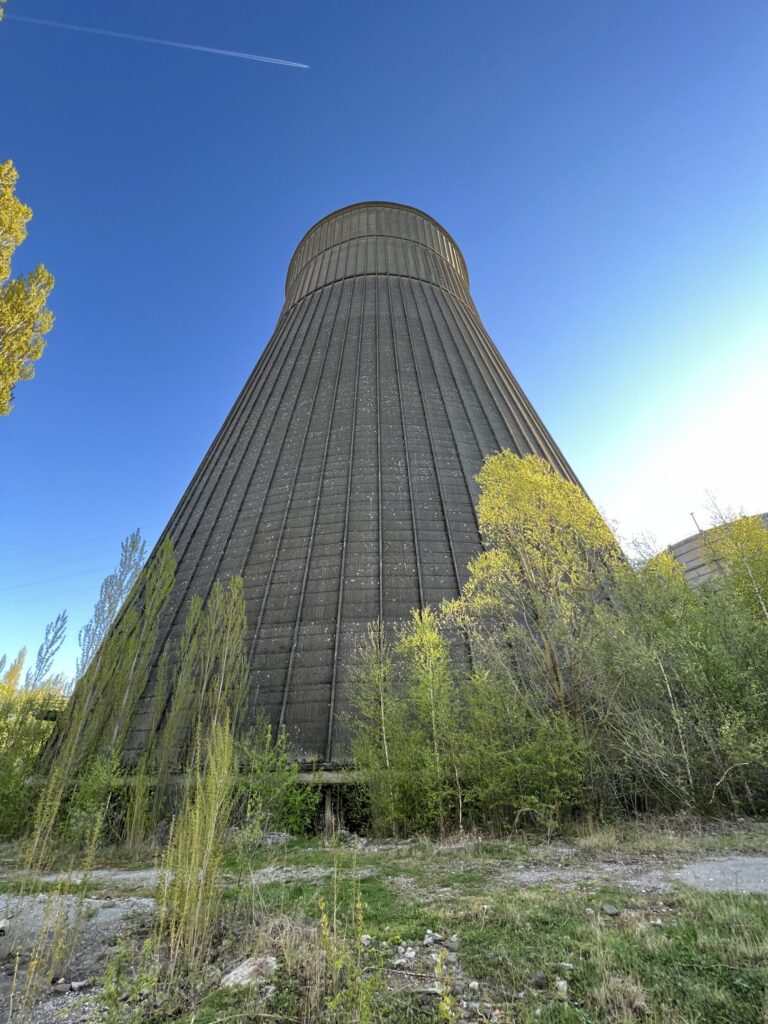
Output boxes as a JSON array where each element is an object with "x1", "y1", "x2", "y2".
[{"x1": 0, "y1": 159, "x2": 55, "y2": 414}]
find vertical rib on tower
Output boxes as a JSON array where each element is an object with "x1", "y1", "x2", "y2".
[{"x1": 126, "y1": 202, "x2": 579, "y2": 765}]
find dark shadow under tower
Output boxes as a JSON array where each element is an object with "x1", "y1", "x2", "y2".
[{"x1": 126, "y1": 202, "x2": 579, "y2": 766}]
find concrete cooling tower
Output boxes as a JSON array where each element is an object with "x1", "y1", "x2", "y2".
[{"x1": 122, "y1": 202, "x2": 579, "y2": 766}]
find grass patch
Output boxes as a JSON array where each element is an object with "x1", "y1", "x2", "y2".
[
  {"x1": 5, "y1": 823, "x2": 768, "y2": 1022},
  {"x1": 569, "y1": 818, "x2": 768, "y2": 859},
  {"x1": 217, "y1": 870, "x2": 768, "y2": 1022},
  {"x1": 456, "y1": 885, "x2": 768, "y2": 1023}
]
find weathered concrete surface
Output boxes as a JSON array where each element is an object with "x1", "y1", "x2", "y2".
[{"x1": 669, "y1": 856, "x2": 768, "y2": 893}]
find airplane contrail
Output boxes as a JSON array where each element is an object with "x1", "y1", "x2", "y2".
[{"x1": 4, "y1": 13, "x2": 310, "y2": 68}]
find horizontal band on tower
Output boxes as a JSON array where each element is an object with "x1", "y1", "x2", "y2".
[{"x1": 286, "y1": 202, "x2": 469, "y2": 302}]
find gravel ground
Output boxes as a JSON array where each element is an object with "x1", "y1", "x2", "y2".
[
  {"x1": 0, "y1": 892, "x2": 153, "y2": 1021},
  {"x1": 2, "y1": 847, "x2": 767, "y2": 1021}
]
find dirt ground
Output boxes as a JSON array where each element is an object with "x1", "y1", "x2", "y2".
[
  {"x1": 0, "y1": 891, "x2": 153, "y2": 1022},
  {"x1": 2, "y1": 830, "x2": 767, "y2": 1022}
]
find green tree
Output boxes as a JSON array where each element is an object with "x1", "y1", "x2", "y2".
[
  {"x1": 350, "y1": 611, "x2": 463, "y2": 836},
  {"x1": 445, "y1": 452, "x2": 621, "y2": 735},
  {"x1": 704, "y1": 512, "x2": 768, "y2": 625},
  {"x1": 0, "y1": 159, "x2": 54, "y2": 414},
  {"x1": 460, "y1": 671, "x2": 586, "y2": 831},
  {"x1": 589, "y1": 521, "x2": 768, "y2": 814},
  {"x1": 396, "y1": 608, "x2": 463, "y2": 835},
  {"x1": 0, "y1": 616, "x2": 68, "y2": 839},
  {"x1": 349, "y1": 622, "x2": 400, "y2": 833},
  {"x1": 76, "y1": 530, "x2": 147, "y2": 680},
  {"x1": 237, "y1": 720, "x2": 320, "y2": 838}
]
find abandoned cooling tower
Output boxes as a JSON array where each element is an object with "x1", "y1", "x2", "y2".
[{"x1": 124, "y1": 202, "x2": 579, "y2": 766}]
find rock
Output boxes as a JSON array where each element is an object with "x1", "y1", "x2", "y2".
[
  {"x1": 452, "y1": 982, "x2": 465, "y2": 995},
  {"x1": 361, "y1": 934, "x2": 373, "y2": 948},
  {"x1": 410, "y1": 986, "x2": 441, "y2": 999},
  {"x1": 52, "y1": 978, "x2": 71, "y2": 995},
  {"x1": 601, "y1": 904, "x2": 620, "y2": 917},
  {"x1": 447, "y1": 934, "x2": 460, "y2": 951},
  {"x1": 432, "y1": 932, "x2": 444, "y2": 943},
  {"x1": 0, "y1": 919, "x2": 8, "y2": 936},
  {"x1": 446, "y1": 953, "x2": 458, "y2": 965},
  {"x1": 71, "y1": 980, "x2": 91, "y2": 992},
  {"x1": 404, "y1": 947, "x2": 417, "y2": 960},
  {"x1": 560, "y1": 962, "x2": 574, "y2": 971},
  {"x1": 529, "y1": 970, "x2": 548, "y2": 990},
  {"x1": 651, "y1": 918, "x2": 663, "y2": 927},
  {"x1": 468, "y1": 980, "x2": 480, "y2": 992},
  {"x1": 556, "y1": 978, "x2": 568, "y2": 1000},
  {"x1": 423, "y1": 935, "x2": 434, "y2": 946},
  {"x1": 393, "y1": 957, "x2": 407, "y2": 968},
  {"x1": 220, "y1": 955, "x2": 278, "y2": 988},
  {"x1": 584, "y1": 907, "x2": 595, "y2": 917}
]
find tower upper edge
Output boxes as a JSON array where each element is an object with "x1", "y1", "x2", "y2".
[{"x1": 285, "y1": 201, "x2": 470, "y2": 298}]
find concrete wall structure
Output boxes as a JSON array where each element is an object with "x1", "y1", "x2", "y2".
[
  {"x1": 126, "y1": 202, "x2": 580, "y2": 765},
  {"x1": 669, "y1": 513, "x2": 768, "y2": 587}
]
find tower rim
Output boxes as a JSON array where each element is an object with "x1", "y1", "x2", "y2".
[{"x1": 285, "y1": 200, "x2": 470, "y2": 297}]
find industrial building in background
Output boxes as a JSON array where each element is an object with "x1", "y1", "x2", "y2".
[
  {"x1": 124, "y1": 202, "x2": 580, "y2": 765},
  {"x1": 670, "y1": 513, "x2": 768, "y2": 586}
]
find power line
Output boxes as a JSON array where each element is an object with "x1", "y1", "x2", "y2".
[{"x1": 0, "y1": 566, "x2": 110, "y2": 595}]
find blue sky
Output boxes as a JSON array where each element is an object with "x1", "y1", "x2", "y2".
[{"x1": 2, "y1": 0, "x2": 767, "y2": 678}]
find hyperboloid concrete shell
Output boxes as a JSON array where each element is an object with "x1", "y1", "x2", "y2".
[{"x1": 125, "y1": 202, "x2": 579, "y2": 765}]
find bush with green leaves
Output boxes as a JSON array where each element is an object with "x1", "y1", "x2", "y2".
[
  {"x1": 0, "y1": 618, "x2": 68, "y2": 840},
  {"x1": 238, "y1": 721, "x2": 321, "y2": 839},
  {"x1": 351, "y1": 454, "x2": 768, "y2": 834},
  {"x1": 62, "y1": 753, "x2": 121, "y2": 849}
]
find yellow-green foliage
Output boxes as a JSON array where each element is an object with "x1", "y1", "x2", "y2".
[
  {"x1": 62, "y1": 753, "x2": 121, "y2": 849},
  {"x1": 349, "y1": 622, "x2": 399, "y2": 832},
  {"x1": 397, "y1": 608, "x2": 463, "y2": 835},
  {"x1": 156, "y1": 719, "x2": 236, "y2": 984},
  {"x1": 475, "y1": 450, "x2": 619, "y2": 575},
  {"x1": 55, "y1": 537, "x2": 176, "y2": 766},
  {"x1": 0, "y1": 159, "x2": 54, "y2": 415},
  {"x1": 354, "y1": 453, "x2": 768, "y2": 832},
  {"x1": 0, "y1": 662, "x2": 64, "y2": 839},
  {"x1": 460, "y1": 672, "x2": 586, "y2": 830},
  {"x1": 591, "y1": 519, "x2": 768, "y2": 814},
  {"x1": 447, "y1": 452, "x2": 621, "y2": 726},
  {"x1": 318, "y1": 862, "x2": 382, "y2": 1023},
  {"x1": 156, "y1": 576, "x2": 250, "y2": 771},
  {"x1": 352, "y1": 610, "x2": 466, "y2": 836},
  {"x1": 705, "y1": 513, "x2": 768, "y2": 624},
  {"x1": 34, "y1": 553, "x2": 254, "y2": 862},
  {"x1": 238, "y1": 721, "x2": 320, "y2": 837},
  {"x1": 30, "y1": 540, "x2": 175, "y2": 866}
]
